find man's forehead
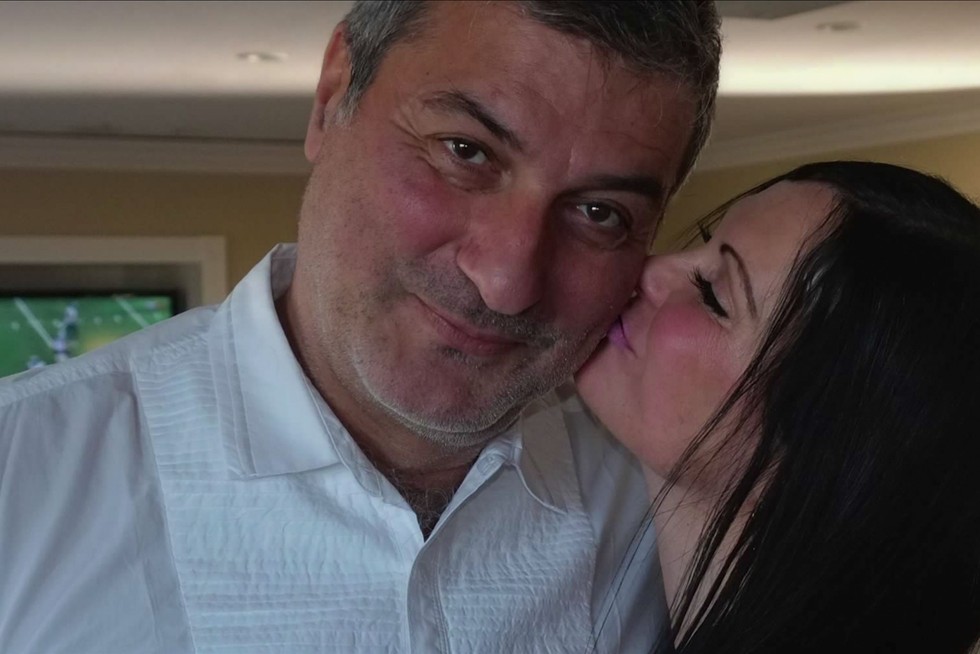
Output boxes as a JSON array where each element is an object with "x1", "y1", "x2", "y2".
[
  {"x1": 401, "y1": 2, "x2": 633, "y2": 87},
  {"x1": 388, "y1": 2, "x2": 691, "y2": 111},
  {"x1": 384, "y1": 1, "x2": 694, "y2": 189},
  {"x1": 406, "y1": 80, "x2": 685, "y2": 199}
]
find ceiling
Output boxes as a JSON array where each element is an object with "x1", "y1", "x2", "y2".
[{"x1": 0, "y1": 0, "x2": 978, "y2": 169}]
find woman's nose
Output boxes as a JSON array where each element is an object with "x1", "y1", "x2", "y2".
[{"x1": 639, "y1": 254, "x2": 689, "y2": 306}]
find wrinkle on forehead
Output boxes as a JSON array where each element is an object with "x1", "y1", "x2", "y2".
[
  {"x1": 561, "y1": 84, "x2": 692, "y2": 188},
  {"x1": 391, "y1": 1, "x2": 692, "y2": 186}
]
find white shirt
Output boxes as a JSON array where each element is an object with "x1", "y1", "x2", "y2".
[{"x1": 0, "y1": 245, "x2": 666, "y2": 654}]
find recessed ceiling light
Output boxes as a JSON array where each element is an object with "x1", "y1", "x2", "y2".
[
  {"x1": 816, "y1": 21, "x2": 860, "y2": 32},
  {"x1": 236, "y1": 51, "x2": 288, "y2": 64}
]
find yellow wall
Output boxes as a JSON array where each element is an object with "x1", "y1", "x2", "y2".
[
  {"x1": 1, "y1": 129, "x2": 978, "y2": 290},
  {"x1": 0, "y1": 169, "x2": 306, "y2": 285},
  {"x1": 656, "y1": 130, "x2": 980, "y2": 251}
]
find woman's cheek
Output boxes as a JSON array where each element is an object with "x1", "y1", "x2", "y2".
[
  {"x1": 637, "y1": 304, "x2": 741, "y2": 475},
  {"x1": 644, "y1": 303, "x2": 727, "y2": 367}
]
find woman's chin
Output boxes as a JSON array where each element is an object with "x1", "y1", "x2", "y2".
[
  {"x1": 574, "y1": 339, "x2": 636, "y2": 447},
  {"x1": 575, "y1": 342, "x2": 671, "y2": 482}
]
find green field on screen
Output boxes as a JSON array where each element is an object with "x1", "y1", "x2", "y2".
[{"x1": 0, "y1": 295, "x2": 173, "y2": 378}]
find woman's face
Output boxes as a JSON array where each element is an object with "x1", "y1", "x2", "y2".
[{"x1": 575, "y1": 181, "x2": 836, "y2": 484}]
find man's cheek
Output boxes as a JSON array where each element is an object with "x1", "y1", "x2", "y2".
[
  {"x1": 377, "y1": 156, "x2": 468, "y2": 255},
  {"x1": 554, "y1": 252, "x2": 643, "y2": 338}
]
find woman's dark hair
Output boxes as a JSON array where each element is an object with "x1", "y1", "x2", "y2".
[{"x1": 657, "y1": 161, "x2": 980, "y2": 653}]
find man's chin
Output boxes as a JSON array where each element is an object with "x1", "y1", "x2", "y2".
[
  {"x1": 356, "y1": 344, "x2": 578, "y2": 443},
  {"x1": 368, "y1": 384, "x2": 528, "y2": 445}
]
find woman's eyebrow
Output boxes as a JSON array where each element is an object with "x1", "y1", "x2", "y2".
[{"x1": 720, "y1": 243, "x2": 758, "y2": 318}]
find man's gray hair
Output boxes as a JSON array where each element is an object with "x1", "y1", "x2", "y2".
[{"x1": 339, "y1": 0, "x2": 721, "y2": 186}]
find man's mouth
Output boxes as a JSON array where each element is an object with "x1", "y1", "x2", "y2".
[{"x1": 416, "y1": 297, "x2": 523, "y2": 357}]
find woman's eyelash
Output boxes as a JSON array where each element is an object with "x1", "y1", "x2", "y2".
[{"x1": 691, "y1": 269, "x2": 729, "y2": 319}]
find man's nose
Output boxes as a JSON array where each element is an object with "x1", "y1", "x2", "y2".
[{"x1": 456, "y1": 197, "x2": 551, "y2": 316}]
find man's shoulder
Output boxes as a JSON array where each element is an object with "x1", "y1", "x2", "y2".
[
  {"x1": 0, "y1": 304, "x2": 216, "y2": 411},
  {"x1": 0, "y1": 313, "x2": 207, "y2": 654},
  {"x1": 0, "y1": 303, "x2": 221, "y2": 533}
]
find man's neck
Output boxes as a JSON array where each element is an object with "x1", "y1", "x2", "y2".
[
  {"x1": 350, "y1": 423, "x2": 481, "y2": 538},
  {"x1": 275, "y1": 291, "x2": 485, "y2": 536}
]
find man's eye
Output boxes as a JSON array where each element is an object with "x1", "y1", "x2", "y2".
[
  {"x1": 575, "y1": 202, "x2": 624, "y2": 230},
  {"x1": 442, "y1": 138, "x2": 488, "y2": 165}
]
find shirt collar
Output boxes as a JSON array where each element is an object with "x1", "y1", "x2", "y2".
[
  {"x1": 512, "y1": 385, "x2": 584, "y2": 515},
  {"x1": 209, "y1": 244, "x2": 346, "y2": 478},
  {"x1": 462, "y1": 384, "x2": 582, "y2": 516}
]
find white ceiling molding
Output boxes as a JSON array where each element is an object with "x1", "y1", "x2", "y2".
[
  {"x1": 698, "y1": 99, "x2": 980, "y2": 172},
  {"x1": 716, "y1": 1, "x2": 849, "y2": 20},
  {"x1": 0, "y1": 134, "x2": 310, "y2": 175},
  {"x1": 3, "y1": 98, "x2": 980, "y2": 176}
]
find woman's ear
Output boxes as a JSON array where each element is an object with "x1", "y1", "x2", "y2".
[{"x1": 305, "y1": 22, "x2": 353, "y2": 163}]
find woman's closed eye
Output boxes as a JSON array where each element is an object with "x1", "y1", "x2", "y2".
[{"x1": 691, "y1": 269, "x2": 729, "y2": 319}]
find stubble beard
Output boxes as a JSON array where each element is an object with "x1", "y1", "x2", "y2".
[{"x1": 309, "y1": 250, "x2": 595, "y2": 450}]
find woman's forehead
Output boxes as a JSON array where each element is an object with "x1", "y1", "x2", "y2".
[
  {"x1": 714, "y1": 181, "x2": 836, "y2": 254},
  {"x1": 709, "y1": 181, "x2": 836, "y2": 307}
]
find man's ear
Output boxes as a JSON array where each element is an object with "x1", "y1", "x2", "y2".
[{"x1": 305, "y1": 22, "x2": 353, "y2": 163}]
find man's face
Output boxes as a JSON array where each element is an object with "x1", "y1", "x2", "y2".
[{"x1": 294, "y1": 2, "x2": 695, "y2": 445}]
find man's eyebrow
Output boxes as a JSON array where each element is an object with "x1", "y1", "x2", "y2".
[
  {"x1": 421, "y1": 90, "x2": 525, "y2": 153},
  {"x1": 720, "y1": 243, "x2": 758, "y2": 318},
  {"x1": 573, "y1": 174, "x2": 667, "y2": 205}
]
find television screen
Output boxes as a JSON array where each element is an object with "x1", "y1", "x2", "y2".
[{"x1": 0, "y1": 293, "x2": 176, "y2": 378}]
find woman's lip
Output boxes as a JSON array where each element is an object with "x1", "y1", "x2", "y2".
[
  {"x1": 606, "y1": 316, "x2": 634, "y2": 353},
  {"x1": 416, "y1": 297, "x2": 521, "y2": 357}
]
